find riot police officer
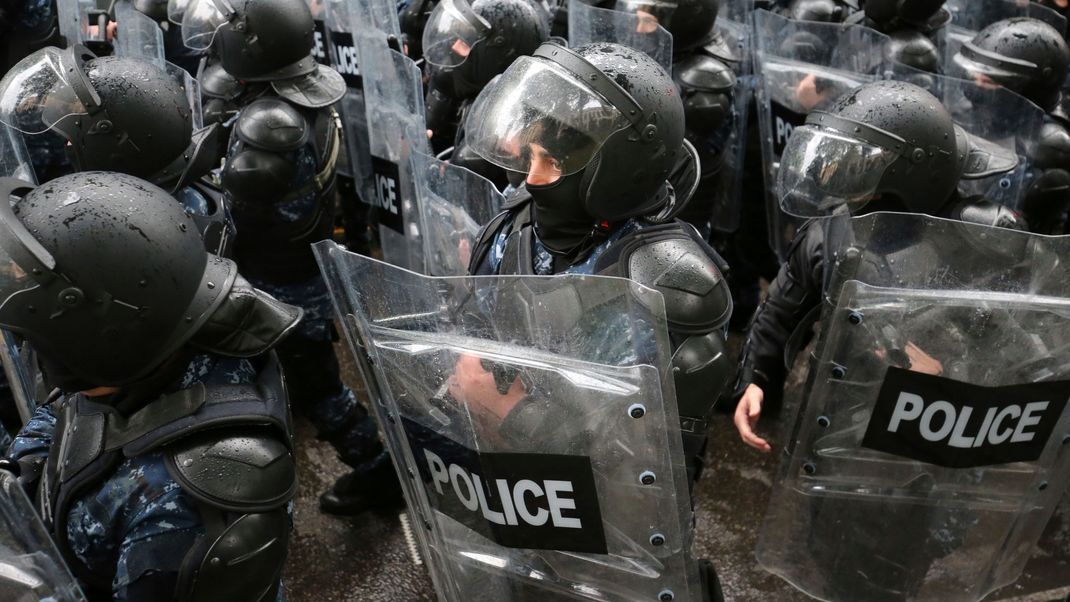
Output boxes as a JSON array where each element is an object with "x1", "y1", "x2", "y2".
[
  {"x1": 464, "y1": 41, "x2": 734, "y2": 486},
  {"x1": 735, "y1": 80, "x2": 1024, "y2": 450},
  {"x1": 2, "y1": 171, "x2": 301, "y2": 600},
  {"x1": 460, "y1": 41, "x2": 732, "y2": 599},
  {"x1": 181, "y1": 0, "x2": 401, "y2": 514},
  {"x1": 951, "y1": 17, "x2": 1070, "y2": 234},
  {"x1": 423, "y1": 0, "x2": 550, "y2": 177},
  {"x1": 0, "y1": 45, "x2": 232, "y2": 255}
]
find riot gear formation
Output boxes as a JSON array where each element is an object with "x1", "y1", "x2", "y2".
[{"x1": 0, "y1": 1, "x2": 1068, "y2": 600}]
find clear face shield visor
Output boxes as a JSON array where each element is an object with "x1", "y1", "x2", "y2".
[
  {"x1": 950, "y1": 41, "x2": 1039, "y2": 92},
  {"x1": 167, "y1": 0, "x2": 191, "y2": 25},
  {"x1": 777, "y1": 124, "x2": 899, "y2": 217},
  {"x1": 181, "y1": 0, "x2": 234, "y2": 51},
  {"x1": 465, "y1": 54, "x2": 633, "y2": 181},
  {"x1": 422, "y1": 0, "x2": 492, "y2": 68},
  {"x1": 0, "y1": 180, "x2": 59, "y2": 327},
  {"x1": 0, "y1": 47, "x2": 96, "y2": 136}
]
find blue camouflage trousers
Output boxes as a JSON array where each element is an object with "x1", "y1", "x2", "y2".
[{"x1": 248, "y1": 274, "x2": 389, "y2": 474}]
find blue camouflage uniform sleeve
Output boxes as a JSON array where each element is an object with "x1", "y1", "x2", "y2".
[
  {"x1": 7, "y1": 402, "x2": 57, "y2": 460},
  {"x1": 66, "y1": 452, "x2": 204, "y2": 602},
  {"x1": 67, "y1": 358, "x2": 263, "y2": 601}
]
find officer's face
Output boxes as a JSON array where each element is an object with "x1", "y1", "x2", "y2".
[
  {"x1": 635, "y1": 10, "x2": 660, "y2": 33},
  {"x1": 526, "y1": 143, "x2": 563, "y2": 186},
  {"x1": 969, "y1": 72, "x2": 1002, "y2": 91},
  {"x1": 451, "y1": 38, "x2": 472, "y2": 58}
]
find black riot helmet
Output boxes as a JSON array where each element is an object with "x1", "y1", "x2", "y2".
[
  {"x1": 0, "y1": 46, "x2": 218, "y2": 193},
  {"x1": 183, "y1": 0, "x2": 309, "y2": 79},
  {"x1": 674, "y1": 53, "x2": 736, "y2": 135},
  {"x1": 952, "y1": 18, "x2": 1070, "y2": 112},
  {"x1": 423, "y1": 0, "x2": 550, "y2": 99},
  {"x1": 863, "y1": 0, "x2": 946, "y2": 28},
  {"x1": 468, "y1": 42, "x2": 686, "y2": 249},
  {"x1": 0, "y1": 173, "x2": 237, "y2": 389},
  {"x1": 886, "y1": 28, "x2": 941, "y2": 73},
  {"x1": 789, "y1": 0, "x2": 852, "y2": 22},
  {"x1": 777, "y1": 80, "x2": 1017, "y2": 216}
]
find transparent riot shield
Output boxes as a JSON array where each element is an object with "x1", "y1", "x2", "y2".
[
  {"x1": 699, "y1": 16, "x2": 752, "y2": 234},
  {"x1": 0, "y1": 470, "x2": 86, "y2": 601},
  {"x1": 56, "y1": 0, "x2": 94, "y2": 47},
  {"x1": 568, "y1": 0, "x2": 674, "y2": 72},
  {"x1": 704, "y1": 77, "x2": 752, "y2": 235},
  {"x1": 325, "y1": 0, "x2": 361, "y2": 181},
  {"x1": 113, "y1": 1, "x2": 166, "y2": 66},
  {"x1": 752, "y1": 9, "x2": 889, "y2": 259},
  {"x1": 0, "y1": 125, "x2": 38, "y2": 428},
  {"x1": 159, "y1": 61, "x2": 203, "y2": 130},
  {"x1": 349, "y1": 0, "x2": 401, "y2": 37},
  {"x1": 719, "y1": 0, "x2": 753, "y2": 25},
  {"x1": 409, "y1": 151, "x2": 504, "y2": 277},
  {"x1": 883, "y1": 64, "x2": 1044, "y2": 212},
  {"x1": 355, "y1": 30, "x2": 431, "y2": 272},
  {"x1": 713, "y1": 16, "x2": 751, "y2": 75},
  {"x1": 335, "y1": 0, "x2": 402, "y2": 213},
  {"x1": 0, "y1": 330, "x2": 37, "y2": 427},
  {"x1": 758, "y1": 211, "x2": 1070, "y2": 602},
  {"x1": 314, "y1": 242, "x2": 701, "y2": 602}
]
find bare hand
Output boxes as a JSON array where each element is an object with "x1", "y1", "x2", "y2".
[
  {"x1": 458, "y1": 238, "x2": 471, "y2": 268},
  {"x1": 795, "y1": 73, "x2": 826, "y2": 111},
  {"x1": 734, "y1": 384, "x2": 772, "y2": 453},
  {"x1": 88, "y1": 21, "x2": 118, "y2": 42},
  {"x1": 447, "y1": 354, "x2": 526, "y2": 420},
  {"x1": 905, "y1": 342, "x2": 943, "y2": 376}
]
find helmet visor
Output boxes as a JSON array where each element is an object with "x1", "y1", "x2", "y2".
[
  {"x1": 167, "y1": 0, "x2": 191, "y2": 24},
  {"x1": 466, "y1": 55, "x2": 631, "y2": 177},
  {"x1": 950, "y1": 43, "x2": 1037, "y2": 92},
  {"x1": 181, "y1": 0, "x2": 231, "y2": 51},
  {"x1": 0, "y1": 184, "x2": 53, "y2": 321},
  {"x1": 778, "y1": 125, "x2": 898, "y2": 217},
  {"x1": 615, "y1": 0, "x2": 679, "y2": 31},
  {"x1": 0, "y1": 48, "x2": 89, "y2": 135},
  {"x1": 422, "y1": 0, "x2": 491, "y2": 68},
  {"x1": 0, "y1": 244, "x2": 40, "y2": 317}
]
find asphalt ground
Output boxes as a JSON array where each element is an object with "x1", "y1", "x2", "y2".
[{"x1": 282, "y1": 339, "x2": 1070, "y2": 602}]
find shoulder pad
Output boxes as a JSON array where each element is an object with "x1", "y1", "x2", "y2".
[
  {"x1": 186, "y1": 510, "x2": 289, "y2": 602},
  {"x1": 1034, "y1": 120, "x2": 1070, "y2": 170},
  {"x1": 673, "y1": 54, "x2": 736, "y2": 93},
  {"x1": 236, "y1": 97, "x2": 310, "y2": 152},
  {"x1": 168, "y1": 428, "x2": 296, "y2": 513},
  {"x1": 223, "y1": 147, "x2": 299, "y2": 204},
  {"x1": 951, "y1": 197, "x2": 1028, "y2": 232},
  {"x1": 200, "y1": 62, "x2": 244, "y2": 101},
  {"x1": 620, "y1": 225, "x2": 732, "y2": 334}
]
